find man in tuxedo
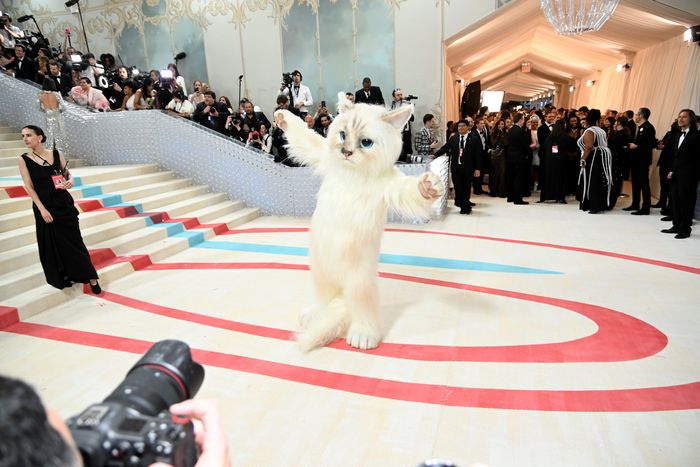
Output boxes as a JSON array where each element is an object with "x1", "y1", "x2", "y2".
[
  {"x1": 472, "y1": 117, "x2": 490, "y2": 194},
  {"x1": 193, "y1": 91, "x2": 230, "y2": 134},
  {"x1": 506, "y1": 112, "x2": 530, "y2": 205},
  {"x1": 4, "y1": 44, "x2": 35, "y2": 80},
  {"x1": 537, "y1": 111, "x2": 555, "y2": 145},
  {"x1": 625, "y1": 107, "x2": 656, "y2": 215},
  {"x1": 661, "y1": 109, "x2": 699, "y2": 239},
  {"x1": 435, "y1": 119, "x2": 481, "y2": 214},
  {"x1": 355, "y1": 77, "x2": 384, "y2": 106},
  {"x1": 47, "y1": 61, "x2": 72, "y2": 96}
]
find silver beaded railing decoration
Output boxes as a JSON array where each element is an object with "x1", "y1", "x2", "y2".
[{"x1": 0, "y1": 74, "x2": 447, "y2": 221}]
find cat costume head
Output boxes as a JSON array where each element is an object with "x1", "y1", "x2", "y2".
[{"x1": 323, "y1": 92, "x2": 413, "y2": 175}]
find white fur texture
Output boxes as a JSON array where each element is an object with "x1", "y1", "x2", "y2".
[{"x1": 275, "y1": 93, "x2": 444, "y2": 351}]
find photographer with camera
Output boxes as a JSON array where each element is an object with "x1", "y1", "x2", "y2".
[
  {"x1": 0, "y1": 340, "x2": 232, "y2": 467},
  {"x1": 4, "y1": 44, "x2": 35, "y2": 80},
  {"x1": 194, "y1": 90, "x2": 230, "y2": 134},
  {"x1": 0, "y1": 13, "x2": 24, "y2": 55},
  {"x1": 246, "y1": 129, "x2": 264, "y2": 150},
  {"x1": 76, "y1": 53, "x2": 103, "y2": 86},
  {"x1": 103, "y1": 65, "x2": 130, "y2": 109},
  {"x1": 279, "y1": 70, "x2": 313, "y2": 118}
]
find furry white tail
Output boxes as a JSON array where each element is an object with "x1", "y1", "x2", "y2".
[{"x1": 296, "y1": 298, "x2": 350, "y2": 352}]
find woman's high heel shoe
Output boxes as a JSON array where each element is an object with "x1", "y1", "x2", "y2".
[{"x1": 90, "y1": 281, "x2": 102, "y2": 294}]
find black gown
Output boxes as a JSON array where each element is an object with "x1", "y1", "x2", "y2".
[
  {"x1": 577, "y1": 127, "x2": 612, "y2": 213},
  {"x1": 22, "y1": 152, "x2": 97, "y2": 289}
]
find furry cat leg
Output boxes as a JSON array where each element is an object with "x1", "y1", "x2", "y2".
[
  {"x1": 344, "y1": 272, "x2": 382, "y2": 350},
  {"x1": 296, "y1": 261, "x2": 349, "y2": 351}
]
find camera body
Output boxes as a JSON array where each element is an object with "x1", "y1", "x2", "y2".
[
  {"x1": 282, "y1": 72, "x2": 293, "y2": 87},
  {"x1": 68, "y1": 402, "x2": 197, "y2": 467},
  {"x1": 67, "y1": 340, "x2": 205, "y2": 467}
]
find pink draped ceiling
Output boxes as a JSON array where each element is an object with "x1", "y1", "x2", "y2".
[{"x1": 445, "y1": 0, "x2": 699, "y2": 102}]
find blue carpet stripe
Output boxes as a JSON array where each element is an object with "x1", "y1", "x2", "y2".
[{"x1": 193, "y1": 241, "x2": 561, "y2": 275}]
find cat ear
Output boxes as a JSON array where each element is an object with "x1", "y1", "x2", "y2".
[
  {"x1": 382, "y1": 103, "x2": 413, "y2": 131},
  {"x1": 337, "y1": 91, "x2": 352, "y2": 113}
]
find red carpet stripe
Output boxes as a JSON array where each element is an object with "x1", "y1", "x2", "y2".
[
  {"x1": 3, "y1": 321, "x2": 698, "y2": 412},
  {"x1": 99, "y1": 262, "x2": 667, "y2": 363}
]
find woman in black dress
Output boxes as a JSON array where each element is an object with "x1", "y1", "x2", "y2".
[
  {"x1": 17, "y1": 125, "x2": 101, "y2": 293},
  {"x1": 577, "y1": 109, "x2": 612, "y2": 214},
  {"x1": 607, "y1": 116, "x2": 632, "y2": 209}
]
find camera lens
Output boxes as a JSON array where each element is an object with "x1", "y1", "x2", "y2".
[{"x1": 104, "y1": 340, "x2": 204, "y2": 416}]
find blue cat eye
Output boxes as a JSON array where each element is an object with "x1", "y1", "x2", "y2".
[
  {"x1": 360, "y1": 138, "x2": 373, "y2": 149},
  {"x1": 339, "y1": 131, "x2": 346, "y2": 141}
]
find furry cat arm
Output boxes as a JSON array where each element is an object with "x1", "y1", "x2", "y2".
[
  {"x1": 274, "y1": 109, "x2": 326, "y2": 168},
  {"x1": 384, "y1": 171, "x2": 445, "y2": 220}
]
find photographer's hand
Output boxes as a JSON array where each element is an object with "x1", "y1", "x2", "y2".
[{"x1": 150, "y1": 400, "x2": 231, "y2": 467}]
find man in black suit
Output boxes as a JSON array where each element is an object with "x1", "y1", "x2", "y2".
[
  {"x1": 193, "y1": 90, "x2": 230, "y2": 134},
  {"x1": 241, "y1": 100, "x2": 271, "y2": 132},
  {"x1": 625, "y1": 107, "x2": 656, "y2": 215},
  {"x1": 47, "y1": 61, "x2": 72, "y2": 96},
  {"x1": 472, "y1": 117, "x2": 490, "y2": 194},
  {"x1": 4, "y1": 44, "x2": 35, "y2": 81},
  {"x1": 435, "y1": 119, "x2": 481, "y2": 214},
  {"x1": 314, "y1": 114, "x2": 331, "y2": 137},
  {"x1": 355, "y1": 77, "x2": 384, "y2": 106},
  {"x1": 506, "y1": 112, "x2": 530, "y2": 205},
  {"x1": 661, "y1": 109, "x2": 699, "y2": 239}
]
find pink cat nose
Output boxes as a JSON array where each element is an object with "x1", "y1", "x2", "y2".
[{"x1": 342, "y1": 149, "x2": 353, "y2": 158}]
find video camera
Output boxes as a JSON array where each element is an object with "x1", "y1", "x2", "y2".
[
  {"x1": 405, "y1": 94, "x2": 418, "y2": 101},
  {"x1": 67, "y1": 340, "x2": 205, "y2": 467},
  {"x1": 282, "y1": 71, "x2": 293, "y2": 88}
]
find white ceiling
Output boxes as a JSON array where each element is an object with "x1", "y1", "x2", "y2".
[{"x1": 445, "y1": 0, "x2": 700, "y2": 100}]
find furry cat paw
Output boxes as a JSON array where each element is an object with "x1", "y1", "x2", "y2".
[
  {"x1": 419, "y1": 172, "x2": 445, "y2": 200},
  {"x1": 346, "y1": 322, "x2": 382, "y2": 350},
  {"x1": 274, "y1": 109, "x2": 305, "y2": 134}
]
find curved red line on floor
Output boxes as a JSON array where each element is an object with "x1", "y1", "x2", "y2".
[
  {"x1": 222, "y1": 227, "x2": 700, "y2": 275},
  {"x1": 4, "y1": 321, "x2": 699, "y2": 412},
  {"x1": 96, "y1": 261, "x2": 667, "y2": 363}
]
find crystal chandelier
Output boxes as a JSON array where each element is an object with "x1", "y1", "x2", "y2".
[{"x1": 540, "y1": 0, "x2": 620, "y2": 36}]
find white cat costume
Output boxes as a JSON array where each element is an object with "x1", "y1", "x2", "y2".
[{"x1": 274, "y1": 93, "x2": 444, "y2": 350}]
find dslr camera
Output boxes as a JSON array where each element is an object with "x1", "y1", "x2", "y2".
[
  {"x1": 282, "y1": 71, "x2": 293, "y2": 88},
  {"x1": 67, "y1": 340, "x2": 205, "y2": 467}
]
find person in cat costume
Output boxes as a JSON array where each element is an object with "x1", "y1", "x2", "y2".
[{"x1": 274, "y1": 93, "x2": 445, "y2": 351}]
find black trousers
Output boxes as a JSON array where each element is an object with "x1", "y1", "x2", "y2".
[
  {"x1": 506, "y1": 157, "x2": 526, "y2": 202},
  {"x1": 452, "y1": 164, "x2": 473, "y2": 209},
  {"x1": 657, "y1": 166, "x2": 672, "y2": 208},
  {"x1": 671, "y1": 178, "x2": 699, "y2": 234},
  {"x1": 630, "y1": 161, "x2": 651, "y2": 209}
]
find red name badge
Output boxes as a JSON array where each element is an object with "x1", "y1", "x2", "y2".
[
  {"x1": 552, "y1": 145, "x2": 559, "y2": 154},
  {"x1": 51, "y1": 174, "x2": 66, "y2": 189}
]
